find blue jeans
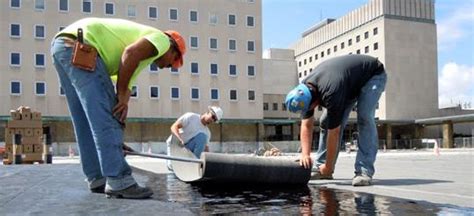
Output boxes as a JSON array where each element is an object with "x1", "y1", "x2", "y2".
[
  {"x1": 50, "y1": 38, "x2": 135, "y2": 191},
  {"x1": 185, "y1": 133, "x2": 208, "y2": 158},
  {"x1": 315, "y1": 72, "x2": 387, "y2": 177}
]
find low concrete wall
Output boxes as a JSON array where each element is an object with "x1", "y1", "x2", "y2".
[{"x1": 47, "y1": 141, "x2": 302, "y2": 156}]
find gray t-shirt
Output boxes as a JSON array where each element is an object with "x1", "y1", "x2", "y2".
[
  {"x1": 301, "y1": 55, "x2": 384, "y2": 129},
  {"x1": 178, "y1": 112, "x2": 211, "y2": 144}
]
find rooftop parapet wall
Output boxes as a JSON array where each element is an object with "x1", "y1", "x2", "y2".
[{"x1": 291, "y1": 0, "x2": 435, "y2": 56}]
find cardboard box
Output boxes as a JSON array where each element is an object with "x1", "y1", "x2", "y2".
[
  {"x1": 7, "y1": 120, "x2": 42, "y2": 129},
  {"x1": 33, "y1": 144, "x2": 44, "y2": 153},
  {"x1": 21, "y1": 113, "x2": 31, "y2": 120},
  {"x1": 22, "y1": 153, "x2": 43, "y2": 162},
  {"x1": 34, "y1": 129, "x2": 43, "y2": 136},
  {"x1": 32, "y1": 112, "x2": 42, "y2": 120},
  {"x1": 18, "y1": 106, "x2": 31, "y2": 114},
  {"x1": 10, "y1": 110, "x2": 22, "y2": 120},
  {"x1": 23, "y1": 144, "x2": 34, "y2": 153}
]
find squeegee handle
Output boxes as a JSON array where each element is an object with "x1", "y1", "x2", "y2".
[{"x1": 125, "y1": 151, "x2": 203, "y2": 164}]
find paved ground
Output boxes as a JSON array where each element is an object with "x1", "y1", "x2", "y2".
[{"x1": 1, "y1": 149, "x2": 473, "y2": 215}]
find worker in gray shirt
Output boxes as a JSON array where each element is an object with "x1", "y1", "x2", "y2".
[
  {"x1": 167, "y1": 106, "x2": 223, "y2": 170},
  {"x1": 285, "y1": 55, "x2": 387, "y2": 186}
]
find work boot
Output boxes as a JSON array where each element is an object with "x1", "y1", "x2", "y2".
[
  {"x1": 352, "y1": 173, "x2": 372, "y2": 186},
  {"x1": 310, "y1": 170, "x2": 334, "y2": 180},
  {"x1": 105, "y1": 184, "x2": 154, "y2": 199},
  {"x1": 88, "y1": 177, "x2": 106, "y2": 194}
]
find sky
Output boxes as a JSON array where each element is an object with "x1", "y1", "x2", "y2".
[{"x1": 262, "y1": 0, "x2": 474, "y2": 109}]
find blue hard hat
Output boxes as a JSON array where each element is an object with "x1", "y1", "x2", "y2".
[{"x1": 285, "y1": 83, "x2": 312, "y2": 113}]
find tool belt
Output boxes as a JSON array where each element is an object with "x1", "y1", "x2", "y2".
[{"x1": 70, "y1": 28, "x2": 97, "y2": 72}]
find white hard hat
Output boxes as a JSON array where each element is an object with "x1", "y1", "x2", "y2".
[{"x1": 208, "y1": 106, "x2": 223, "y2": 122}]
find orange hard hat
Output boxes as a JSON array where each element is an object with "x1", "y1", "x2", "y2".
[{"x1": 164, "y1": 30, "x2": 186, "y2": 69}]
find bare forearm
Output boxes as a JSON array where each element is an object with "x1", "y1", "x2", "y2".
[
  {"x1": 117, "y1": 50, "x2": 139, "y2": 93},
  {"x1": 325, "y1": 126, "x2": 340, "y2": 167},
  {"x1": 300, "y1": 118, "x2": 314, "y2": 156}
]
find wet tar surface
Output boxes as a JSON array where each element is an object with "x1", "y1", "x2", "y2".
[{"x1": 134, "y1": 168, "x2": 473, "y2": 215}]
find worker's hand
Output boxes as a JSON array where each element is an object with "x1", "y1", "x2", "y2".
[
  {"x1": 113, "y1": 89, "x2": 131, "y2": 123},
  {"x1": 318, "y1": 163, "x2": 333, "y2": 176},
  {"x1": 299, "y1": 154, "x2": 313, "y2": 169},
  {"x1": 204, "y1": 145, "x2": 209, "y2": 152}
]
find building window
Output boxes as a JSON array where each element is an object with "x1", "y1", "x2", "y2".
[
  {"x1": 365, "y1": 46, "x2": 369, "y2": 53},
  {"x1": 321, "y1": 51, "x2": 324, "y2": 58},
  {"x1": 170, "y1": 67, "x2": 179, "y2": 74},
  {"x1": 272, "y1": 103, "x2": 278, "y2": 111},
  {"x1": 333, "y1": 45, "x2": 337, "y2": 52},
  {"x1": 228, "y1": 14, "x2": 236, "y2": 26},
  {"x1": 373, "y1": 27, "x2": 378, "y2": 35},
  {"x1": 247, "y1": 41, "x2": 255, "y2": 52},
  {"x1": 341, "y1": 42, "x2": 345, "y2": 49},
  {"x1": 210, "y1": 88, "x2": 219, "y2": 100},
  {"x1": 127, "y1": 5, "x2": 136, "y2": 17},
  {"x1": 171, "y1": 87, "x2": 180, "y2": 100},
  {"x1": 282, "y1": 103, "x2": 287, "y2": 111},
  {"x1": 82, "y1": 0, "x2": 92, "y2": 13},
  {"x1": 229, "y1": 89, "x2": 237, "y2": 101},
  {"x1": 315, "y1": 54, "x2": 318, "y2": 60},
  {"x1": 35, "y1": 0, "x2": 45, "y2": 10},
  {"x1": 229, "y1": 64, "x2": 237, "y2": 76},
  {"x1": 209, "y1": 14, "x2": 218, "y2": 25},
  {"x1": 248, "y1": 90, "x2": 255, "y2": 101},
  {"x1": 210, "y1": 63, "x2": 218, "y2": 75},
  {"x1": 35, "y1": 54, "x2": 45, "y2": 67},
  {"x1": 210, "y1": 38, "x2": 218, "y2": 50},
  {"x1": 327, "y1": 48, "x2": 330, "y2": 55},
  {"x1": 228, "y1": 39, "x2": 236, "y2": 51},
  {"x1": 191, "y1": 62, "x2": 199, "y2": 74},
  {"x1": 191, "y1": 88, "x2": 199, "y2": 100},
  {"x1": 356, "y1": 35, "x2": 360, "y2": 43},
  {"x1": 304, "y1": 70, "x2": 307, "y2": 76},
  {"x1": 10, "y1": 53, "x2": 20, "y2": 66},
  {"x1": 130, "y1": 86, "x2": 138, "y2": 98},
  {"x1": 247, "y1": 16, "x2": 255, "y2": 27},
  {"x1": 247, "y1": 65, "x2": 255, "y2": 77},
  {"x1": 309, "y1": 56, "x2": 312, "y2": 63},
  {"x1": 10, "y1": 24, "x2": 21, "y2": 38},
  {"x1": 348, "y1": 39, "x2": 352, "y2": 46},
  {"x1": 374, "y1": 42, "x2": 379, "y2": 50},
  {"x1": 298, "y1": 61, "x2": 301, "y2": 67},
  {"x1": 304, "y1": 59, "x2": 307, "y2": 65},
  {"x1": 190, "y1": 36, "x2": 198, "y2": 48},
  {"x1": 263, "y1": 103, "x2": 268, "y2": 110},
  {"x1": 35, "y1": 25, "x2": 45, "y2": 39},
  {"x1": 105, "y1": 2, "x2": 114, "y2": 15},
  {"x1": 35, "y1": 82, "x2": 46, "y2": 96},
  {"x1": 150, "y1": 86, "x2": 159, "y2": 99},
  {"x1": 148, "y1": 6, "x2": 157, "y2": 19},
  {"x1": 365, "y1": 31, "x2": 369, "y2": 39},
  {"x1": 190, "y1": 10, "x2": 198, "y2": 22},
  {"x1": 150, "y1": 63, "x2": 158, "y2": 72},
  {"x1": 298, "y1": 72, "x2": 301, "y2": 78},
  {"x1": 169, "y1": 8, "x2": 178, "y2": 21},
  {"x1": 10, "y1": 81, "x2": 21, "y2": 95},
  {"x1": 356, "y1": 49, "x2": 361, "y2": 54},
  {"x1": 11, "y1": 0, "x2": 20, "y2": 8},
  {"x1": 59, "y1": 0, "x2": 68, "y2": 12}
]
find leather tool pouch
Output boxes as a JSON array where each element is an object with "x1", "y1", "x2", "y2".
[{"x1": 71, "y1": 28, "x2": 97, "y2": 72}]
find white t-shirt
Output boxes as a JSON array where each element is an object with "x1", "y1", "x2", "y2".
[{"x1": 178, "y1": 112, "x2": 211, "y2": 144}]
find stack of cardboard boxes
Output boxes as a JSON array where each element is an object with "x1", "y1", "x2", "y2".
[{"x1": 3, "y1": 106, "x2": 52, "y2": 165}]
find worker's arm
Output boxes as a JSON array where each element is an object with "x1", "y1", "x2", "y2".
[
  {"x1": 299, "y1": 117, "x2": 314, "y2": 169},
  {"x1": 170, "y1": 121, "x2": 185, "y2": 144},
  {"x1": 319, "y1": 126, "x2": 340, "y2": 175},
  {"x1": 113, "y1": 38, "x2": 158, "y2": 122}
]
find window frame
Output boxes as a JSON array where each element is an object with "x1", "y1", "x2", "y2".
[
  {"x1": 35, "y1": 0, "x2": 45, "y2": 10},
  {"x1": 35, "y1": 81, "x2": 47, "y2": 96},
  {"x1": 10, "y1": 23, "x2": 21, "y2": 38},
  {"x1": 170, "y1": 86, "x2": 180, "y2": 100},
  {"x1": 104, "y1": 2, "x2": 115, "y2": 16},
  {"x1": 130, "y1": 85, "x2": 139, "y2": 98},
  {"x1": 229, "y1": 89, "x2": 238, "y2": 102},
  {"x1": 247, "y1": 65, "x2": 255, "y2": 77},
  {"x1": 189, "y1": 36, "x2": 199, "y2": 49},
  {"x1": 248, "y1": 89, "x2": 256, "y2": 102},
  {"x1": 149, "y1": 85, "x2": 160, "y2": 100},
  {"x1": 246, "y1": 15, "x2": 255, "y2": 27},
  {"x1": 229, "y1": 64, "x2": 237, "y2": 77},
  {"x1": 228, "y1": 14, "x2": 236, "y2": 26},
  {"x1": 34, "y1": 53, "x2": 46, "y2": 68},
  {"x1": 228, "y1": 38, "x2": 237, "y2": 52},
  {"x1": 34, "y1": 24, "x2": 45, "y2": 39},
  {"x1": 189, "y1": 10, "x2": 198, "y2": 23},
  {"x1": 209, "y1": 37, "x2": 218, "y2": 50},
  {"x1": 82, "y1": 0, "x2": 92, "y2": 13},
  {"x1": 10, "y1": 0, "x2": 21, "y2": 9},
  {"x1": 10, "y1": 52, "x2": 21, "y2": 67},
  {"x1": 210, "y1": 63, "x2": 219, "y2": 76},
  {"x1": 190, "y1": 87, "x2": 200, "y2": 101},
  {"x1": 210, "y1": 88, "x2": 219, "y2": 101},
  {"x1": 10, "y1": 80, "x2": 22, "y2": 95},
  {"x1": 169, "y1": 8, "x2": 178, "y2": 21},
  {"x1": 247, "y1": 40, "x2": 255, "y2": 53},
  {"x1": 190, "y1": 62, "x2": 199, "y2": 75},
  {"x1": 127, "y1": 5, "x2": 137, "y2": 17}
]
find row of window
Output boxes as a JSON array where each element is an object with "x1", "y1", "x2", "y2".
[
  {"x1": 9, "y1": 52, "x2": 257, "y2": 77},
  {"x1": 10, "y1": 23, "x2": 257, "y2": 53},
  {"x1": 10, "y1": 0, "x2": 256, "y2": 27},
  {"x1": 263, "y1": 103, "x2": 287, "y2": 112},
  {"x1": 298, "y1": 43, "x2": 379, "y2": 78},
  {"x1": 299, "y1": 27, "x2": 379, "y2": 67},
  {"x1": 9, "y1": 81, "x2": 256, "y2": 101},
  {"x1": 189, "y1": 37, "x2": 256, "y2": 52}
]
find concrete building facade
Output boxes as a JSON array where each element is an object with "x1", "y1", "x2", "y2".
[{"x1": 1, "y1": 0, "x2": 264, "y2": 147}]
